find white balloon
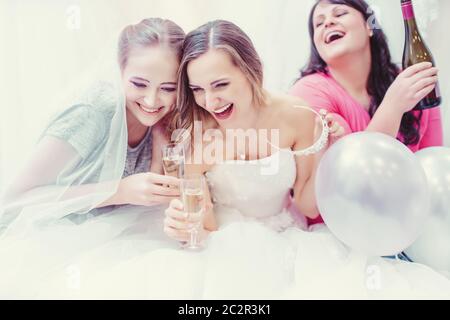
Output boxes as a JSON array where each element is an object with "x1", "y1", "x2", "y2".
[
  {"x1": 315, "y1": 132, "x2": 430, "y2": 257},
  {"x1": 405, "y1": 147, "x2": 450, "y2": 275}
]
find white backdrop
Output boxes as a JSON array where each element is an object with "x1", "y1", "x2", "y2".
[{"x1": 0, "y1": 0, "x2": 448, "y2": 193}]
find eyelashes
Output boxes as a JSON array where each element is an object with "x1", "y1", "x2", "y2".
[
  {"x1": 131, "y1": 81, "x2": 147, "y2": 88},
  {"x1": 131, "y1": 81, "x2": 176, "y2": 92},
  {"x1": 216, "y1": 82, "x2": 229, "y2": 88},
  {"x1": 314, "y1": 11, "x2": 348, "y2": 28},
  {"x1": 161, "y1": 87, "x2": 176, "y2": 92},
  {"x1": 191, "y1": 83, "x2": 229, "y2": 92}
]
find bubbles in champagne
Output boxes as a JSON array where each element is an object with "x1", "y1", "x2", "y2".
[
  {"x1": 182, "y1": 188, "x2": 203, "y2": 214},
  {"x1": 163, "y1": 154, "x2": 184, "y2": 178}
]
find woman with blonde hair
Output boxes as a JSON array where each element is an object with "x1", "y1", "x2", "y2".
[
  {"x1": 1, "y1": 18, "x2": 187, "y2": 232},
  {"x1": 0, "y1": 18, "x2": 186, "y2": 298}
]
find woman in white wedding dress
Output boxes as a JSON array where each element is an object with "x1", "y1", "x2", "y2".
[{"x1": 33, "y1": 150, "x2": 450, "y2": 299}]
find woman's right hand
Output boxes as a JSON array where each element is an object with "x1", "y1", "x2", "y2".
[
  {"x1": 163, "y1": 199, "x2": 207, "y2": 242},
  {"x1": 116, "y1": 172, "x2": 180, "y2": 206},
  {"x1": 384, "y1": 62, "x2": 438, "y2": 114}
]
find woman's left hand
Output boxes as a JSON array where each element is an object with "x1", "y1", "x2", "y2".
[{"x1": 319, "y1": 109, "x2": 346, "y2": 143}]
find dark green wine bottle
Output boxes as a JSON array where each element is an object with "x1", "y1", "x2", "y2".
[{"x1": 401, "y1": 0, "x2": 441, "y2": 110}]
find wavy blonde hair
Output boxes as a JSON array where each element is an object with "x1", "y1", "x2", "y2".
[{"x1": 118, "y1": 17, "x2": 185, "y2": 71}]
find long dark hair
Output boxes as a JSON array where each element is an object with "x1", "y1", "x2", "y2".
[{"x1": 301, "y1": 0, "x2": 422, "y2": 146}]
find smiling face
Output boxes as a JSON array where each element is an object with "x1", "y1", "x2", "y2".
[
  {"x1": 312, "y1": 1, "x2": 372, "y2": 65},
  {"x1": 187, "y1": 49, "x2": 256, "y2": 129},
  {"x1": 121, "y1": 45, "x2": 179, "y2": 127}
]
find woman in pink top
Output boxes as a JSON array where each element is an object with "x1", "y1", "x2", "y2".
[{"x1": 290, "y1": 0, "x2": 443, "y2": 225}]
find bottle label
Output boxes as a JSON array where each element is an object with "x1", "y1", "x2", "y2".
[{"x1": 401, "y1": 1, "x2": 415, "y2": 20}]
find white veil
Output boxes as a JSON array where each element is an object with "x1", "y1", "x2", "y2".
[
  {"x1": 0, "y1": 27, "x2": 180, "y2": 298},
  {"x1": 0, "y1": 48, "x2": 128, "y2": 239}
]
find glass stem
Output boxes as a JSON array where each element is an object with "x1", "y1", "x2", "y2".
[{"x1": 190, "y1": 228, "x2": 198, "y2": 247}]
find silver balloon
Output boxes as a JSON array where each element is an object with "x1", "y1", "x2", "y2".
[
  {"x1": 404, "y1": 147, "x2": 450, "y2": 275},
  {"x1": 315, "y1": 132, "x2": 430, "y2": 257}
]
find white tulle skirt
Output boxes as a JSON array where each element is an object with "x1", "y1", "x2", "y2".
[{"x1": 0, "y1": 204, "x2": 449, "y2": 300}]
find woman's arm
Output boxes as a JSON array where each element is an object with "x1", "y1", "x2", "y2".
[
  {"x1": 365, "y1": 101, "x2": 404, "y2": 137},
  {"x1": 3, "y1": 136, "x2": 124, "y2": 209},
  {"x1": 3, "y1": 136, "x2": 81, "y2": 202},
  {"x1": 3, "y1": 134, "x2": 179, "y2": 213},
  {"x1": 293, "y1": 155, "x2": 321, "y2": 219},
  {"x1": 367, "y1": 62, "x2": 439, "y2": 138},
  {"x1": 287, "y1": 105, "x2": 345, "y2": 219},
  {"x1": 286, "y1": 106, "x2": 321, "y2": 219}
]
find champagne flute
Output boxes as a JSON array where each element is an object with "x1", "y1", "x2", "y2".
[
  {"x1": 180, "y1": 173, "x2": 206, "y2": 250},
  {"x1": 162, "y1": 143, "x2": 185, "y2": 181}
]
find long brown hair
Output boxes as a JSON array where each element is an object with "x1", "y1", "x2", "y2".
[{"x1": 173, "y1": 20, "x2": 266, "y2": 135}]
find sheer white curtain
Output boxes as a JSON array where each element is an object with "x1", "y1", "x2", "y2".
[{"x1": 0, "y1": 0, "x2": 448, "y2": 193}]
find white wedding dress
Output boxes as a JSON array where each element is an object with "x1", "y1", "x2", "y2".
[{"x1": 1, "y1": 150, "x2": 449, "y2": 299}]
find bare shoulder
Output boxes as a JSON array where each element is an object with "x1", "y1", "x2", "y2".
[{"x1": 270, "y1": 94, "x2": 316, "y2": 132}]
